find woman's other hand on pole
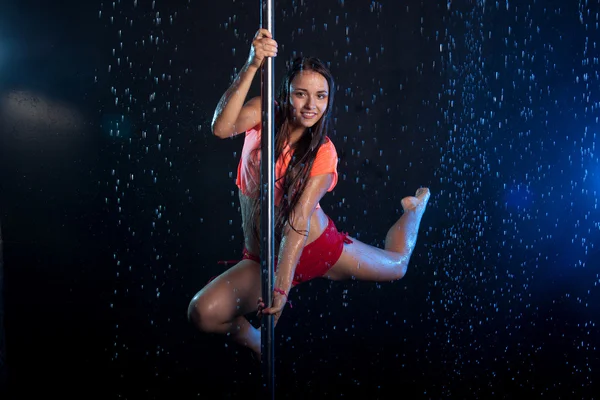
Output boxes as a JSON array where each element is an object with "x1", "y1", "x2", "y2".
[
  {"x1": 257, "y1": 292, "x2": 287, "y2": 327},
  {"x1": 248, "y1": 29, "x2": 278, "y2": 69}
]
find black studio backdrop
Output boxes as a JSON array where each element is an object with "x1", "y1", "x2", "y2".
[
  {"x1": 1, "y1": 0, "x2": 600, "y2": 399},
  {"x1": 0, "y1": 223, "x2": 5, "y2": 392}
]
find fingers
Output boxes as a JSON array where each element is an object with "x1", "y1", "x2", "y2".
[
  {"x1": 256, "y1": 304, "x2": 280, "y2": 316},
  {"x1": 263, "y1": 41, "x2": 278, "y2": 55},
  {"x1": 256, "y1": 295, "x2": 285, "y2": 318},
  {"x1": 257, "y1": 305, "x2": 274, "y2": 315},
  {"x1": 255, "y1": 28, "x2": 272, "y2": 39},
  {"x1": 250, "y1": 30, "x2": 278, "y2": 67},
  {"x1": 253, "y1": 29, "x2": 277, "y2": 51},
  {"x1": 252, "y1": 38, "x2": 278, "y2": 54},
  {"x1": 257, "y1": 298, "x2": 278, "y2": 317},
  {"x1": 257, "y1": 297, "x2": 265, "y2": 317}
]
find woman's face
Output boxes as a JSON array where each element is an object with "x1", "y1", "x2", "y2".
[{"x1": 288, "y1": 70, "x2": 329, "y2": 129}]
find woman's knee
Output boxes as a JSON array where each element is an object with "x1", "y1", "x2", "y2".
[
  {"x1": 390, "y1": 253, "x2": 410, "y2": 280},
  {"x1": 187, "y1": 291, "x2": 223, "y2": 333}
]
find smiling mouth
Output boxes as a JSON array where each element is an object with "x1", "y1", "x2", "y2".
[{"x1": 301, "y1": 112, "x2": 317, "y2": 119}]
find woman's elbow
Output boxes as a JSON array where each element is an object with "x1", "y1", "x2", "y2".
[{"x1": 211, "y1": 122, "x2": 231, "y2": 139}]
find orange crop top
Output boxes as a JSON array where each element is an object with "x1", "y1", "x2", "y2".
[{"x1": 236, "y1": 125, "x2": 339, "y2": 209}]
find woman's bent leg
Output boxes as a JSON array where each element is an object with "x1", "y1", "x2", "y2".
[
  {"x1": 187, "y1": 259, "x2": 262, "y2": 355},
  {"x1": 325, "y1": 188, "x2": 430, "y2": 282}
]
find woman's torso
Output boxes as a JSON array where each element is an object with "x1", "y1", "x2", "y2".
[{"x1": 239, "y1": 192, "x2": 329, "y2": 257}]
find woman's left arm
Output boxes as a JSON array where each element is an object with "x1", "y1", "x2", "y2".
[{"x1": 274, "y1": 173, "x2": 334, "y2": 295}]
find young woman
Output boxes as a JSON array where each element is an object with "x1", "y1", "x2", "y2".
[{"x1": 188, "y1": 29, "x2": 430, "y2": 356}]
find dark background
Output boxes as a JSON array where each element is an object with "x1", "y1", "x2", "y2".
[{"x1": 0, "y1": 0, "x2": 599, "y2": 398}]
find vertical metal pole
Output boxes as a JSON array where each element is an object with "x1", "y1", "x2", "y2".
[{"x1": 259, "y1": 0, "x2": 275, "y2": 399}]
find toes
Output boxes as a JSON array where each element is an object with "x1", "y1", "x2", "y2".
[{"x1": 415, "y1": 187, "x2": 430, "y2": 198}]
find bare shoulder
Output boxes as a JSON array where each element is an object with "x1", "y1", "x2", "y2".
[{"x1": 244, "y1": 96, "x2": 261, "y2": 108}]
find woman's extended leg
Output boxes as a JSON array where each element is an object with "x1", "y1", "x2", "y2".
[
  {"x1": 325, "y1": 188, "x2": 430, "y2": 282},
  {"x1": 187, "y1": 259, "x2": 262, "y2": 355}
]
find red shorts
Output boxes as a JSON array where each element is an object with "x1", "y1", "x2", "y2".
[{"x1": 213, "y1": 216, "x2": 353, "y2": 286}]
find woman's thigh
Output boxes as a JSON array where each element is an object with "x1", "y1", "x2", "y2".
[
  {"x1": 190, "y1": 259, "x2": 262, "y2": 323},
  {"x1": 323, "y1": 237, "x2": 406, "y2": 282}
]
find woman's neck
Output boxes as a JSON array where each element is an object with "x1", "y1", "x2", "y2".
[{"x1": 288, "y1": 126, "x2": 305, "y2": 147}]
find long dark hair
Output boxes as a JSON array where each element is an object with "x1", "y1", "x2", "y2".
[{"x1": 247, "y1": 56, "x2": 336, "y2": 245}]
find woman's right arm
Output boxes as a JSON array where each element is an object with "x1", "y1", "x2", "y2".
[{"x1": 211, "y1": 29, "x2": 278, "y2": 139}]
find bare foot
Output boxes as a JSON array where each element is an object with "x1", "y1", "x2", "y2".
[{"x1": 401, "y1": 187, "x2": 431, "y2": 214}]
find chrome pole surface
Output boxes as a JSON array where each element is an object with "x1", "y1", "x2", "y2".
[{"x1": 259, "y1": 0, "x2": 275, "y2": 398}]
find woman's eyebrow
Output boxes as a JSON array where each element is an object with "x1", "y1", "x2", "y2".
[{"x1": 292, "y1": 87, "x2": 329, "y2": 94}]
